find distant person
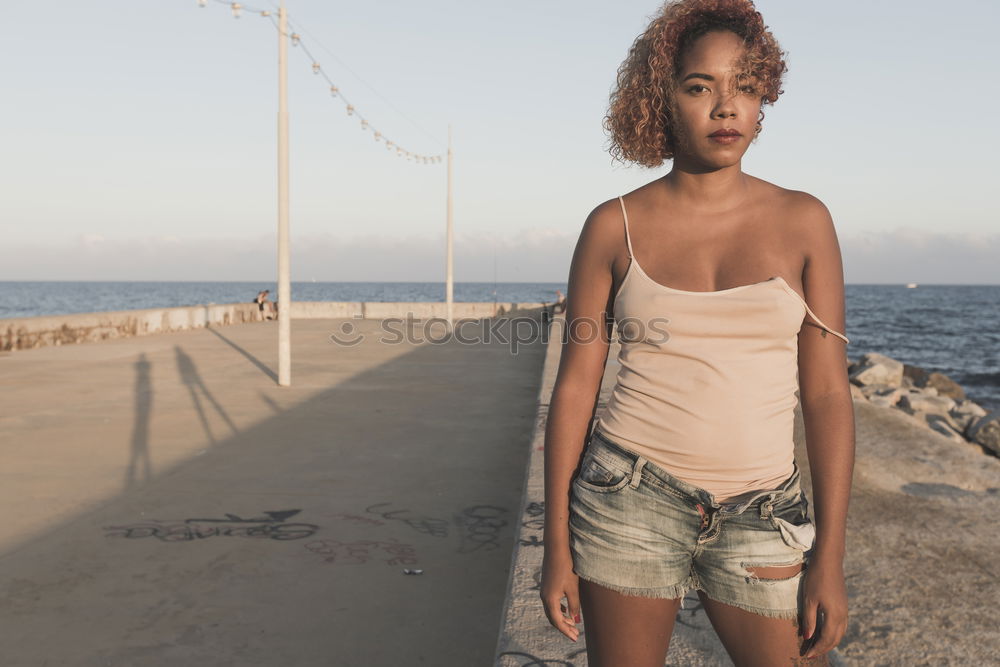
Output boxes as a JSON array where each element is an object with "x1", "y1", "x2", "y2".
[
  {"x1": 254, "y1": 290, "x2": 274, "y2": 321},
  {"x1": 543, "y1": 289, "x2": 567, "y2": 325},
  {"x1": 539, "y1": 2, "x2": 852, "y2": 663},
  {"x1": 553, "y1": 290, "x2": 566, "y2": 314}
]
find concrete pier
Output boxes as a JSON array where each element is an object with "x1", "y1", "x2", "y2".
[
  {"x1": 3, "y1": 303, "x2": 999, "y2": 665},
  {"x1": 0, "y1": 312, "x2": 546, "y2": 665}
]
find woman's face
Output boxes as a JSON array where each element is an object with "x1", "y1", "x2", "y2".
[{"x1": 670, "y1": 30, "x2": 763, "y2": 169}]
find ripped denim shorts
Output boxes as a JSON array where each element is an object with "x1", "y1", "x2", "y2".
[{"x1": 568, "y1": 428, "x2": 816, "y2": 620}]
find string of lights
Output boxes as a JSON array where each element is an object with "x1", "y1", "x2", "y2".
[
  {"x1": 195, "y1": 0, "x2": 444, "y2": 165},
  {"x1": 280, "y1": 8, "x2": 446, "y2": 150}
]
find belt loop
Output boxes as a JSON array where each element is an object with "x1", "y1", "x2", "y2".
[{"x1": 629, "y1": 456, "x2": 647, "y2": 489}]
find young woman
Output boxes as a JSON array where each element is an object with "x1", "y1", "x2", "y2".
[{"x1": 539, "y1": 0, "x2": 854, "y2": 664}]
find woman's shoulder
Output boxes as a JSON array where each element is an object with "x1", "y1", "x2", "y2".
[
  {"x1": 747, "y1": 178, "x2": 840, "y2": 267},
  {"x1": 580, "y1": 195, "x2": 628, "y2": 236},
  {"x1": 571, "y1": 196, "x2": 633, "y2": 270},
  {"x1": 748, "y1": 175, "x2": 831, "y2": 219}
]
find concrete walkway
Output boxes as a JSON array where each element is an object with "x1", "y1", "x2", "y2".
[{"x1": 0, "y1": 316, "x2": 546, "y2": 666}]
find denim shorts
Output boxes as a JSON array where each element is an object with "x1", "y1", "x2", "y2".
[{"x1": 568, "y1": 428, "x2": 816, "y2": 620}]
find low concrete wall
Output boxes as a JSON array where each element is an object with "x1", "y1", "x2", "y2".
[
  {"x1": 0, "y1": 301, "x2": 548, "y2": 352},
  {"x1": 290, "y1": 301, "x2": 545, "y2": 320}
]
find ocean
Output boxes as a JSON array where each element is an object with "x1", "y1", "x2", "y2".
[{"x1": 2, "y1": 281, "x2": 998, "y2": 413}]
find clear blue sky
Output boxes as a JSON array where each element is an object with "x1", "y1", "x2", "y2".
[{"x1": 1, "y1": 0, "x2": 997, "y2": 283}]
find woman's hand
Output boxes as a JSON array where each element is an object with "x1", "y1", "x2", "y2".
[
  {"x1": 799, "y1": 554, "x2": 848, "y2": 659},
  {"x1": 540, "y1": 549, "x2": 582, "y2": 642}
]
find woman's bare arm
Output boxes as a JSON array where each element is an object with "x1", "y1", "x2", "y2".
[
  {"x1": 540, "y1": 199, "x2": 620, "y2": 640},
  {"x1": 794, "y1": 193, "x2": 855, "y2": 658}
]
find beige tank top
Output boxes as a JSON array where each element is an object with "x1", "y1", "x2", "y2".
[{"x1": 595, "y1": 196, "x2": 849, "y2": 502}]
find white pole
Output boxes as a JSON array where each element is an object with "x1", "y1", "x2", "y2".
[
  {"x1": 446, "y1": 124, "x2": 454, "y2": 329},
  {"x1": 277, "y1": 0, "x2": 291, "y2": 386}
]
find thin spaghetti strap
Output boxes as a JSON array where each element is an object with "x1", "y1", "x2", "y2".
[
  {"x1": 799, "y1": 299, "x2": 850, "y2": 344},
  {"x1": 777, "y1": 279, "x2": 849, "y2": 343},
  {"x1": 618, "y1": 195, "x2": 635, "y2": 260}
]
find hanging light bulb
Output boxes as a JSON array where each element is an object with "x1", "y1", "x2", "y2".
[
  {"x1": 360, "y1": 119, "x2": 369, "y2": 129},
  {"x1": 346, "y1": 105, "x2": 354, "y2": 116},
  {"x1": 374, "y1": 131, "x2": 381, "y2": 141},
  {"x1": 231, "y1": 2, "x2": 242, "y2": 18},
  {"x1": 312, "y1": 63, "x2": 321, "y2": 75},
  {"x1": 197, "y1": 0, "x2": 207, "y2": 7},
  {"x1": 260, "y1": 10, "x2": 270, "y2": 17},
  {"x1": 329, "y1": 85, "x2": 338, "y2": 96},
  {"x1": 291, "y1": 33, "x2": 300, "y2": 46},
  {"x1": 397, "y1": 148, "x2": 403, "y2": 156}
]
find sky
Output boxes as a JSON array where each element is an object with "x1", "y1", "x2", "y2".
[{"x1": 1, "y1": 0, "x2": 997, "y2": 284}]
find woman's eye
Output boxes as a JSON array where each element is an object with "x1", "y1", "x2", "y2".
[{"x1": 686, "y1": 83, "x2": 756, "y2": 95}]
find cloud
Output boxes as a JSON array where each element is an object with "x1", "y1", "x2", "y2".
[
  {"x1": 840, "y1": 227, "x2": 1000, "y2": 284},
  {"x1": 0, "y1": 229, "x2": 578, "y2": 282},
  {"x1": 1, "y1": 226, "x2": 995, "y2": 284}
]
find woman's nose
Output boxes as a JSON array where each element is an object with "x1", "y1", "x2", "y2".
[
  {"x1": 712, "y1": 90, "x2": 738, "y2": 119},
  {"x1": 713, "y1": 98, "x2": 737, "y2": 119}
]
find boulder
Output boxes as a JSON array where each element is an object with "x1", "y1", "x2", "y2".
[
  {"x1": 850, "y1": 383, "x2": 867, "y2": 401},
  {"x1": 926, "y1": 372, "x2": 966, "y2": 400},
  {"x1": 843, "y1": 353, "x2": 995, "y2": 458},
  {"x1": 904, "y1": 363, "x2": 965, "y2": 400},
  {"x1": 949, "y1": 400, "x2": 987, "y2": 433},
  {"x1": 860, "y1": 383, "x2": 906, "y2": 407},
  {"x1": 923, "y1": 414, "x2": 968, "y2": 444},
  {"x1": 966, "y1": 411, "x2": 1000, "y2": 456},
  {"x1": 903, "y1": 363, "x2": 930, "y2": 387},
  {"x1": 850, "y1": 353, "x2": 904, "y2": 388},
  {"x1": 898, "y1": 393, "x2": 957, "y2": 417}
]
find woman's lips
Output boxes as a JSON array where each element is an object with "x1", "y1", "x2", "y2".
[{"x1": 709, "y1": 134, "x2": 740, "y2": 144}]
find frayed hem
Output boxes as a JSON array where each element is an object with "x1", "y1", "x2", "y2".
[
  {"x1": 575, "y1": 571, "x2": 688, "y2": 601},
  {"x1": 698, "y1": 590, "x2": 800, "y2": 621}
]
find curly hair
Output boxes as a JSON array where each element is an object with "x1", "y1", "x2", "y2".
[{"x1": 605, "y1": 0, "x2": 788, "y2": 167}]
